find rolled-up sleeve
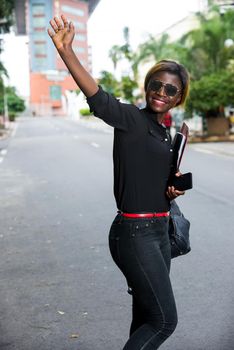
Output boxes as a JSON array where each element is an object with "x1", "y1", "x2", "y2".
[{"x1": 86, "y1": 86, "x2": 133, "y2": 131}]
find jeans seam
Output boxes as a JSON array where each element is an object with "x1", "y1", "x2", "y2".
[
  {"x1": 140, "y1": 332, "x2": 158, "y2": 350},
  {"x1": 131, "y1": 235, "x2": 166, "y2": 342}
]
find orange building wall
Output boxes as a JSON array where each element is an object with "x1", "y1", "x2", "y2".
[{"x1": 30, "y1": 73, "x2": 78, "y2": 115}]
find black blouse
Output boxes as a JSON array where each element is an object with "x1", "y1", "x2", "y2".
[{"x1": 87, "y1": 87, "x2": 173, "y2": 213}]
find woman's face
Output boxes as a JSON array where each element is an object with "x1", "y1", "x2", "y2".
[{"x1": 145, "y1": 71, "x2": 182, "y2": 114}]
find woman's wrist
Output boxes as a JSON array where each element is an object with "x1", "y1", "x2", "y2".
[{"x1": 58, "y1": 45, "x2": 74, "y2": 57}]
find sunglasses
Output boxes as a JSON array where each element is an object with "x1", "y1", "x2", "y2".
[{"x1": 148, "y1": 79, "x2": 181, "y2": 97}]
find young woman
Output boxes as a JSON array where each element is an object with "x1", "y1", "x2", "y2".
[{"x1": 48, "y1": 15, "x2": 190, "y2": 349}]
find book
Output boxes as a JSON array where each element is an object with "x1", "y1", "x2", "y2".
[
  {"x1": 168, "y1": 122, "x2": 192, "y2": 190},
  {"x1": 171, "y1": 122, "x2": 189, "y2": 174}
]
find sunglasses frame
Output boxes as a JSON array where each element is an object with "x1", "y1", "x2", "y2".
[{"x1": 148, "y1": 79, "x2": 181, "y2": 97}]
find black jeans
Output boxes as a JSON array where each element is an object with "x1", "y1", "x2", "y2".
[{"x1": 109, "y1": 214, "x2": 177, "y2": 350}]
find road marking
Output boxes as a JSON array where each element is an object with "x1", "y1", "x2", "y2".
[
  {"x1": 90, "y1": 142, "x2": 100, "y2": 148},
  {"x1": 11, "y1": 122, "x2": 18, "y2": 138},
  {"x1": 0, "y1": 149, "x2": 7, "y2": 156},
  {"x1": 191, "y1": 146, "x2": 234, "y2": 157},
  {"x1": 192, "y1": 148, "x2": 213, "y2": 154},
  {"x1": 195, "y1": 187, "x2": 234, "y2": 207}
]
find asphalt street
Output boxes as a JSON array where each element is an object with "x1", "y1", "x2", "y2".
[{"x1": 0, "y1": 116, "x2": 234, "y2": 350}]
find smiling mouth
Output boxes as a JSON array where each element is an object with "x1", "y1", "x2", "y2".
[{"x1": 151, "y1": 97, "x2": 167, "y2": 106}]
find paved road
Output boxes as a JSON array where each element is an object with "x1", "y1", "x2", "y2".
[{"x1": 0, "y1": 117, "x2": 233, "y2": 350}]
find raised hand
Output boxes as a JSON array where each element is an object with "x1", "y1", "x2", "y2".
[
  {"x1": 47, "y1": 14, "x2": 98, "y2": 97},
  {"x1": 48, "y1": 14, "x2": 75, "y2": 52}
]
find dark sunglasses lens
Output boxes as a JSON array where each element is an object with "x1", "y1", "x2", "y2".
[
  {"x1": 149, "y1": 80, "x2": 162, "y2": 92},
  {"x1": 165, "y1": 84, "x2": 178, "y2": 96}
]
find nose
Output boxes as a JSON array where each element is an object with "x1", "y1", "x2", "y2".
[{"x1": 156, "y1": 85, "x2": 167, "y2": 96}]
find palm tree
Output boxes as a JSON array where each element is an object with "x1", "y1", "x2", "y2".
[
  {"x1": 179, "y1": 8, "x2": 234, "y2": 79},
  {"x1": 109, "y1": 26, "x2": 134, "y2": 71},
  {"x1": 131, "y1": 33, "x2": 186, "y2": 80}
]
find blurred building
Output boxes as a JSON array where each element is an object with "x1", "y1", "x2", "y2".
[
  {"x1": 155, "y1": 0, "x2": 234, "y2": 45},
  {"x1": 14, "y1": 0, "x2": 100, "y2": 116}
]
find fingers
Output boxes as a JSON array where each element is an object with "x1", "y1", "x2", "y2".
[
  {"x1": 47, "y1": 28, "x2": 54, "y2": 38},
  {"x1": 166, "y1": 186, "x2": 185, "y2": 200},
  {"x1": 49, "y1": 18, "x2": 59, "y2": 33},
  {"x1": 61, "y1": 14, "x2": 69, "y2": 28},
  {"x1": 54, "y1": 16, "x2": 63, "y2": 30},
  {"x1": 69, "y1": 21, "x2": 74, "y2": 32},
  {"x1": 175, "y1": 189, "x2": 185, "y2": 196},
  {"x1": 49, "y1": 15, "x2": 67, "y2": 34},
  {"x1": 48, "y1": 14, "x2": 74, "y2": 42}
]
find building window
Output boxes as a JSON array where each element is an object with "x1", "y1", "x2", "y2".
[
  {"x1": 50, "y1": 85, "x2": 62, "y2": 101},
  {"x1": 32, "y1": 33, "x2": 46, "y2": 40},
  {"x1": 34, "y1": 42, "x2": 47, "y2": 55},
  {"x1": 32, "y1": 3, "x2": 45, "y2": 16},
  {"x1": 76, "y1": 34, "x2": 86, "y2": 42},
  {"x1": 73, "y1": 20, "x2": 86, "y2": 30},
  {"x1": 61, "y1": 5, "x2": 85, "y2": 16},
  {"x1": 34, "y1": 57, "x2": 47, "y2": 66},
  {"x1": 32, "y1": 16, "x2": 46, "y2": 28}
]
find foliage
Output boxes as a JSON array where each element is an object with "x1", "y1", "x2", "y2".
[
  {"x1": 120, "y1": 76, "x2": 138, "y2": 103},
  {"x1": 179, "y1": 9, "x2": 234, "y2": 79},
  {"x1": 103, "y1": 6, "x2": 234, "y2": 118},
  {"x1": 0, "y1": 85, "x2": 25, "y2": 117},
  {"x1": 186, "y1": 70, "x2": 234, "y2": 117},
  {"x1": 98, "y1": 70, "x2": 121, "y2": 96},
  {"x1": 79, "y1": 108, "x2": 93, "y2": 116},
  {"x1": 0, "y1": 0, "x2": 14, "y2": 34},
  {"x1": 130, "y1": 6, "x2": 234, "y2": 120},
  {"x1": 109, "y1": 26, "x2": 134, "y2": 71},
  {"x1": 106, "y1": 27, "x2": 141, "y2": 103},
  {"x1": 98, "y1": 70, "x2": 139, "y2": 103},
  {"x1": 0, "y1": 62, "x2": 8, "y2": 77},
  {"x1": 132, "y1": 34, "x2": 178, "y2": 73}
]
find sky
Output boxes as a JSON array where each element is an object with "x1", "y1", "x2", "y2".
[
  {"x1": 88, "y1": 0, "x2": 203, "y2": 76},
  {"x1": 1, "y1": 0, "x2": 204, "y2": 98}
]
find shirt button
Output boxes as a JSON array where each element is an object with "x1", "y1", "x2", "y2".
[
  {"x1": 165, "y1": 138, "x2": 168, "y2": 141},
  {"x1": 170, "y1": 149, "x2": 173, "y2": 152}
]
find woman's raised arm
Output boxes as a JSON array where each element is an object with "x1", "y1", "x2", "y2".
[{"x1": 47, "y1": 14, "x2": 98, "y2": 97}]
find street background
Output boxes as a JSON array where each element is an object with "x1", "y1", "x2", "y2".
[{"x1": 0, "y1": 116, "x2": 233, "y2": 350}]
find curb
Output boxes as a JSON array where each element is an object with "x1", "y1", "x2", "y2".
[
  {"x1": 189, "y1": 135, "x2": 234, "y2": 143},
  {"x1": 0, "y1": 122, "x2": 16, "y2": 142}
]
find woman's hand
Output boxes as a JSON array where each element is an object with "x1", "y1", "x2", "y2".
[
  {"x1": 166, "y1": 171, "x2": 185, "y2": 200},
  {"x1": 47, "y1": 14, "x2": 98, "y2": 97},
  {"x1": 48, "y1": 14, "x2": 75, "y2": 52}
]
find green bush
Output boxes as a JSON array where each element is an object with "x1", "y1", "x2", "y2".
[
  {"x1": 79, "y1": 108, "x2": 92, "y2": 116},
  {"x1": 9, "y1": 112, "x2": 16, "y2": 122}
]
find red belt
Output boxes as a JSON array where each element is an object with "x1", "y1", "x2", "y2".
[{"x1": 121, "y1": 212, "x2": 170, "y2": 218}]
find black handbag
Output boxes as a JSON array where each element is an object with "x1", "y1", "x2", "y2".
[{"x1": 169, "y1": 200, "x2": 191, "y2": 258}]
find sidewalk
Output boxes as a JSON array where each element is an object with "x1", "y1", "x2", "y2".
[
  {"x1": 76, "y1": 116, "x2": 234, "y2": 157},
  {"x1": 189, "y1": 134, "x2": 234, "y2": 143},
  {"x1": 0, "y1": 122, "x2": 15, "y2": 148}
]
